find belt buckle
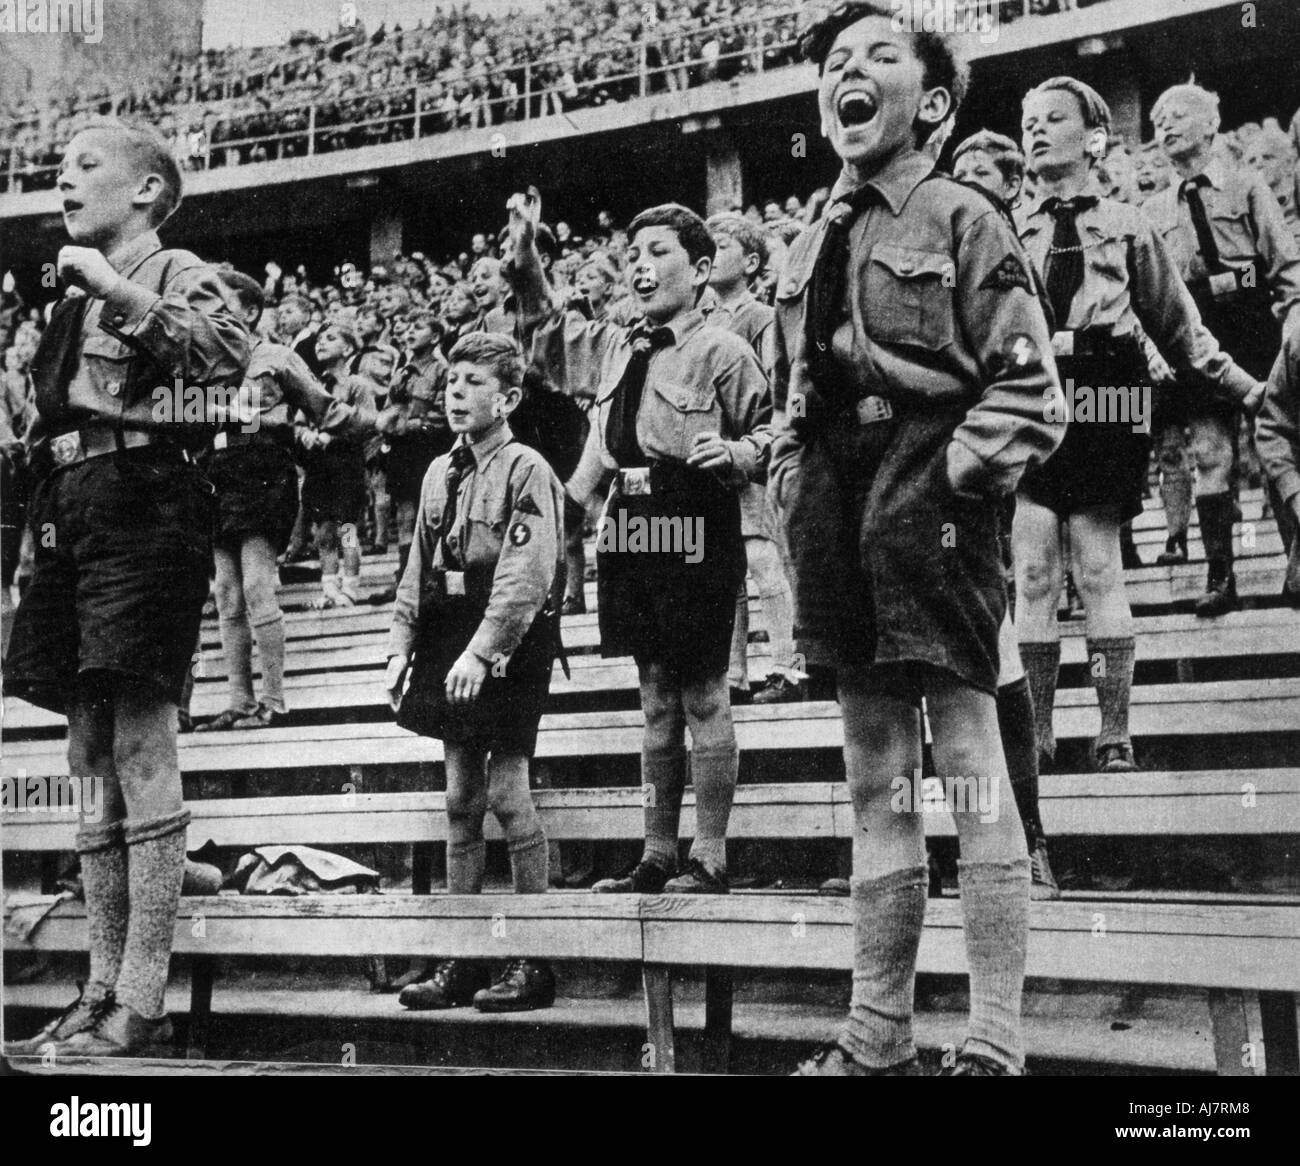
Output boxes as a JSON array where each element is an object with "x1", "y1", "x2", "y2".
[
  {"x1": 1209, "y1": 270, "x2": 1238, "y2": 299},
  {"x1": 619, "y1": 467, "x2": 652, "y2": 496},
  {"x1": 212, "y1": 431, "x2": 229, "y2": 451},
  {"x1": 50, "y1": 431, "x2": 84, "y2": 468},
  {"x1": 855, "y1": 396, "x2": 893, "y2": 425},
  {"x1": 1051, "y1": 330, "x2": 1076, "y2": 358},
  {"x1": 443, "y1": 571, "x2": 466, "y2": 598}
]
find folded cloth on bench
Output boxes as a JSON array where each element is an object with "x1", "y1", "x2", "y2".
[
  {"x1": 4, "y1": 891, "x2": 76, "y2": 943},
  {"x1": 230, "y1": 846, "x2": 380, "y2": 895}
]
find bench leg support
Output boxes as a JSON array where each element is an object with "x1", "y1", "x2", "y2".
[
  {"x1": 1208, "y1": 988, "x2": 1259, "y2": 1076},
  {"x1": 187, "y1": 957, "x2": 216, "y2": 1061},
  {"x1": 1260, "y1": 991, "x2": 1299, "y2": 1077},
  {"x1": 703, "y1": 968, "x2": 734, "y2": 1075},
  {"x1": 642, "y1": 964, "x2": 676, "y2": 1074},
  {"x1": 411, "y1": 842, "x2": 435, "y2": 896}
]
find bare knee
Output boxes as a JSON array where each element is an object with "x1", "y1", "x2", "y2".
[
  {"x1": 1073, "y1": 546, "x2": 1121, "y2": 600},
  {"x1": 212, "y1": 573, "x2": 246, "y2": 620}
]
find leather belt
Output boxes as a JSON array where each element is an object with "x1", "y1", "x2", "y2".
[
  {"x1": 853, "y1": 395, "x2": 894, "y2": 425},
  {"x1": 47, "y1": 425, "x2": 169, "y2": 471}
]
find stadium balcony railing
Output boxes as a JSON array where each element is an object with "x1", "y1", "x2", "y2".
[{"x1": 0, "y1": 1, "x2": 1112, "y2": 193}]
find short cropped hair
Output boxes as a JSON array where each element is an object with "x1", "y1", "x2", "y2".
[
  {"x1": 627, "y1": 203, "x2": 716, "y2": 265},
  {"x1": 217, "y1": 269, "x2": 266, "y2": 326},
  {"x1": 278, "y1": 293, "x2": 313, "y2": 317},
  {"x1": 576, "y1": 252, "x2": 619, "y2": 287},
  {"x1": 706, "y1": 213, "x2": 770, "y2": 269},
  {"x1": 952, "y1": 129, "x2": 1026, "y2": 186},
  {"x1": 448, "y1": 331, "x2": 525, "y2": 390},
  {"x1": 406, "y1": 309, "x2": 445, "y2": 336},
  {"x1": 80, "y1": 117, "x2": 183, "y2": 226},
  {"x1": 799, "y1": 1, "x2": 970, "y2": 141},
  {"x1": 1026, "y1": 77, "x2": 1112, "y2": 135},
  {"x1": 322, "y1": 322, "x2": 360, "y2": 352},
  {"x1": 1151, "y1": 82, "x2": 1221, "y2": 129}
]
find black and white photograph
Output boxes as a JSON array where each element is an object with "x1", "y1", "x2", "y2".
[{"x1": 0, "y1": 0, "x2": 1297, "y2": 1124}]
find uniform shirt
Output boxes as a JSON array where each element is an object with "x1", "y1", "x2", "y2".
[
  {"x1": 1256, "y1": 322, "x2": 1300, "y2": 509},
  {"x1": 45, "y1": 228, "x2": 249, "y2": 439},
  {"x1": 0, "y1": 367, "x2": 34, "y2": 451},
  {"x1": 295, "y1": 370, "x2": 376, "y2": 458},
  {"x1": 1018, "y1": 191, "x2": 1259, "y2": 402},
  {"x1": 382, "y1": 350, "x2": 449, "y2": 442},
  {"x1": 564, "y1": 307, "x2": 773, "y2": 504},
  {"x1": 1141, "y1": 156, "x2": 1300, "y2": 322},
  {"x1": 771, "y1": 149, "x2": 1063, "y2": 499},
  {"x1": 702, "y1": 287, "x2": 775, "y2": 371},
  {"x1": 233, "y1": 337, "x2": 374, "y2": 443},
  {"x1": 387, "y1": 420, "x2": 564, "y2": 665}
]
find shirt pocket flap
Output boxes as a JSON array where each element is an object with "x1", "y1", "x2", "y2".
[
  {"x1": 775, "y1": 242, "x2": 819, "y2": 302},
  {"x1": 870, "y1": 244, "x2": 952, "y2": 282},
  {"x1": 650, "y1": 379, "x2": 717, "y2": 414},
  {"x1": 83, "y1": 332, "x2": 135, "y2": 361}
]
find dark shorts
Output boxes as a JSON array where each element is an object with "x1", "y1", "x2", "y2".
[
  {"x1": 1019, "y1": 352, "x2": 1152, "y2": 524},
  {"x1": 300, "y1": 444, "x2": 367, "y2": 526},
  {"x1": 4, "y1": 447, "x2": 215, "y2": 714},
  {"x1": 781, "y1": 404, "x2": 1006, "y2": 695},
  {"x1": 396, "y1": 592, "x2": 554, "y2": 755},
  {"x1": 596, "y1": 462, "x2": 745, "y2": 682},
  {"x1": 203, "y1": 440, "x2": 300, "y2": 553}
]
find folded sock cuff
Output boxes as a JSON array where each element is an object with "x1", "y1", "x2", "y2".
[
  {"x1": 75, "y1": 819, "x2": 126, "y2": 855},
  {"x1": 849, "y1": 865, "x2": 929, "y2": 899},
  {"x1": 123, "y1": 808, "x2": 191, "y2": 846},
  {"x1": 507, "y1": 829, "x2": 547, "y2": 856}
]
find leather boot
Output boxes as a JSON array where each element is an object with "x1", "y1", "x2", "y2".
[
  {"x1": 397, "y1": 959, "x2": 489, "y2": 1009},
  {"x1": 1195, "y1": 494, "x2": 1240, "y2": 618},
  {"x1": 51, "y1": 997, "x2": 174, "y2": 1058},
  {"x1": 473, "y1": 959, "x2": 557, "y2": 1012}
]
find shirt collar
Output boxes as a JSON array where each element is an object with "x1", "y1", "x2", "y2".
[
  {"x1": 829, "y1": 149, "x2": 936, "y2": 217},
  {"x1": 641, "y1": 307, "x2": 704, "y2": 346},
  {"x1": 459, "y1": 419, "x2": 513, "y2": 464},
  {"x1": 105, "y1": 229, "x2": 162, "y2": 277},
  {"x1": 1183, "y1": 155, "x2": 1226, "y2": 194}
]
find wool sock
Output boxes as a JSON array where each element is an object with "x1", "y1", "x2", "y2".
[
  {"x1": 115, "y1": 810, "x2": 190, "y2": 1020},
  {"x1": 508, "y1": 829, "x2": 549, "y2": 894},
  {"x1": 447, "y1": 840, "x2": 487, "y2": 894},
  {"x1": 642, "y1": 745, "x2": 687, "y2": 870},
  {"x1": 251, "y1": 615, "x2": 287, "y2": 713},
  {"x1": 957, "y1": 858, "x2": 1030, "y2": 1074},
  {"x1": 75, "y1": 820, "x2": 129, "y2": 1003},
  {"x1": 839, "y1": 866, "x2": 928, "y2": 1068},
  {"x1": 1087, "y1": 636, "x2": 1136, "y2": 750},
  {"x1": 688, "y1": 745, "x2": 738, "y2": 875},
  {"x1": 996, "y1": 678, "x2": 1044, "y2": 847},
  {"x1": 1196, "y1": 492, "x2": 1236, "y2": 580},
  {"x1": 218, "y1": 614, "x2": 257, "y2": 714},
  {"x1": 1161, "y1": 463, "x2": 1193, "y2": 542},
  {"x1": 1018, "y1": 641, "x2": 1061, "y2": 762}
]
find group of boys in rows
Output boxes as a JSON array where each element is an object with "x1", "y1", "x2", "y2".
[{"x1": 4, "y1": 1, "x2": 1300, "y2": 1077}]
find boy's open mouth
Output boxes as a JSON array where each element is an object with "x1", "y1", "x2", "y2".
[
  {"x1": 836, "y1": 91, "x2": 878, "y2": 129},
  {"x1": 1137, "y1": 177, "x2": 1156, "y2": 193},
  {"x1": 631, "y1": 272, "x2": 659, "y2": 296},
  {"x1": 62, "y1": 199, "x2": 84, "y2": 215}
]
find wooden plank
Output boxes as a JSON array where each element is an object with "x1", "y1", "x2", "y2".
[
  {"x1": 1259, "y1": 991, "x2": 1300, "y2": 1077},
  {"x1": 5, "y1": 771, "x2": 1299, "y2": 852},
  {"x1": 186, "y1": 607, "x2": 1300, "y2": 684},
  {"x1": 642, "y1": 964, "x2": 676, "y2": 1074},
  {"x1": 703, "y1": 968, "x2": 734, "y2": 1075},
  {"x1": 4, "y1": 893, "x2": 644, "y2": 962},
  {"x1": 1208, "y1": 989, "x2": 1259, "y2": 1077},
  {"x1": 8, "y1": 679, "x2": 1300, "y2": 765},
  {"x1": 188, "y1": 957, "x2": 216, "y2": 1061},
  {"x1": 638, "y1": 895, "x2": 1300, "y2": 991},
  {"x1": 3, "y1": 783, "x2": 843, "y2": 851}
]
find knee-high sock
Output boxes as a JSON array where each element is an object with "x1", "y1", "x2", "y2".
[
  {"x1": 508, "y1": 830, "x2": 549, "y2": 894},
  {"x1": 251, "y1": 615, "x2": 287, "y2": 713},
  {"x1": 446, "y1": 840, "x2": 486, "y2": 894},
  {"x1": 839, "y1": 867, "x2": 927, "y2": 1068},
  {"x1": 218, "y1": 614, "x2": 257, "y2": 714},
  {"x1": 76, "y1": 820, "x2": 129, "y2": 1002},
  {"x1": 957, "y1": 858, "x2": 1030, "y2": 1073},
  {"x1": 997, "y1": 679, "x2": 1044, "y2": 846},
  {"x1": 642, "y1": 745, "x2": 687, "y2": 870},
  {"x1": 116, "y1": 810, "x2": 190, "y2": 1019},
  {"x1": 1018, "y1": 641, "x2": 1061, "y2": 761},
  {"x1": 727, "y1": 587, "x2": 749, "y2": 689},
  {"x1": 688, "y1": 745, "x2": 738, "y2": 873},
  {"x1": 1197, "y1": 492, "x2": 1236, "y2": 578},
  {"x1": 1162, "y1": 462, "x2": 1193, "y2": 540},
  {"x1": 1087, "y1": 636, "x2": 1135, "y2": 751}
]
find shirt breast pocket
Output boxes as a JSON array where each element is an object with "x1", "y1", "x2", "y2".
[
  {"x1": 464, "y1": 489, "x2": 509, "y2": 563},
  {"x1": 82, "y1": 332, "x2": 135, "y2": 401},
  {"x1": 648, "y1": 380, "x2": 719, "y2": 452},
  {"x1": 864, "y1": 245, "x2": 955, "y2": 351},
  {"x1": 1208, "y1": 201, "x2": 1256, "y2": 264}
]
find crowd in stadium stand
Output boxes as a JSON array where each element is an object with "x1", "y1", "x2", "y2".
[{"x1": 0, "y1": 0, "x2": 1114, "y2": 191}]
